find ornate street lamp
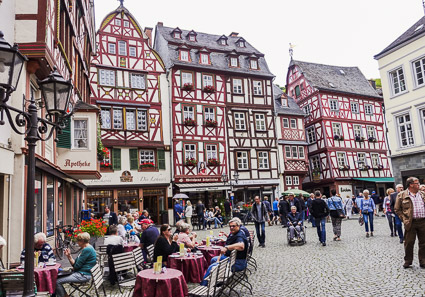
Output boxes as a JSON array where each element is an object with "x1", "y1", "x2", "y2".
[{"x1": 0, "y1": 31, "x2": 73, "y2": 297}]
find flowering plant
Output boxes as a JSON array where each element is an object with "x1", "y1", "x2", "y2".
[
  {"x1": 181, "y1": 83, "x2": 194, "y2": 91},
  {"x1": 207, "y1": 158, "x2": 220, "y2": 166},
  {"x1": 203, "y1": 85, "x2": 215, "y2": 93},
  {"x1": 204, "y1": 119, "x2": 217, "y2": 127},
  {"x1": 373, "y1": 164, "x2": 384, "y2": 170},
  {"x1": 100, "y1": 148, "x2": 111, "y2": 167},
  {"x1": 355, "y1": 136, "x2": 365, "y2": 142},
  {"x1": 339, "y1": 165, "x2": 350, "y2": 171},
  {"x1": 368, "y1": 136, "x2": 377, "y2": 142},
  {"x1": 242, "y1": 203, "x2": 253, "y2": 210},
  {"x1": 140, "y1": 162, "x2": 155, "y2": 168},
  {"x1": 185, "y1": 158, "x2": 197, "y2": 166},
  {"x1": 359, "y1": 165, "x2": 370, "y2": 171},
  {"x1": 334, "y1": 135, "x2": 344, "y2": 141},
  {"x1": 184, "y1": 118, "x2": 197, "y2": 126},
  {"x1": 73, "y1": 219, "x2": 107, "y2": 240}
]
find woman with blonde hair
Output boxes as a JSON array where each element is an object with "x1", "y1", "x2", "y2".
[
  {"x1": 383, "y1": 188, "x2": 397, "y2": 237},
  {"x1": 185, "y1": 201, "x2": 193, "y2": 226}
]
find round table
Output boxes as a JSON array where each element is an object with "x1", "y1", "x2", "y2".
[
  {"x1": 133, "y1": 268, "x2": 188, "y2": 297},
  {"x1": 197, "y1": 245, "x2": 222, "y2": 265},
  {"x1": 168, "y1": 254, "x2": 208, "y2": 283},
  {"x1": 19, "y1": 263, "x2": 61, "y2": 294},
  {"x1": 124, "y1": 243, "x2": 139, "y2": 252},
  {"x1": 202, "y1": 239, "x2": 226, "y2": 247}
]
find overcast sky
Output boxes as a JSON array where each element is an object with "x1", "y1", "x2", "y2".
[{"x1": 94, "y1": 0, "x2": 424, "y2": 87}]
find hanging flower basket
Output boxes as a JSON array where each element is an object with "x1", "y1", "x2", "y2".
[
  {"x1": 359, "y1": 165, "x2": 370, "y2": 171},
  {"x1": 339, "y1": 165, "x2": 350, "y2": 171},
  {"x1": 368, "y1": 137, "x2": 377, "y2": 142},
  {"x1": 181, "y1": 83, "x2": 194, "y2": 91},
  {"x1": 184, "y1": 118, "x2": 197, "y2": 126},
  {"x1": 204, "y1": 119, "x2": 217, "y2": 127},
  {"x1": 355, "y1": 136, "x2": 365, "y2": 142},
  {"x1": 334, "y1": 135, "x2": 344, "y2": 141},
  {"x1": 207, "y1": 158, "x2": 220, "y2": 166},
  {"x1": 203, "y1": 85, "x2": 215, "y2": 93},
  {"x1": 185, "y1": 158, "x2": 197, "y2": 166}
]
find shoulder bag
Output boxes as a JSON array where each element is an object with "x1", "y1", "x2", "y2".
[{"x1": 329, "y1": 198, "x2": 346, "y2": 219}]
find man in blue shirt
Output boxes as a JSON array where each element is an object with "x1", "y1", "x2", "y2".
[
  {"x1": 272, "y1": 197, "x2": 280, "y2": 225},
  {"x1": 20, "y1": 233, "x2": 55, "y2": 264},
  {"x1": 174, "y1": 200, "x2": 184, "y2": 224},
  {"x1": 139, "y1": 219, "x2": 159, "y2": 261}
]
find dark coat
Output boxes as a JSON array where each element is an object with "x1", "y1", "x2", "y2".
[
  {"x1": 288, "y1": 198, "x2": 302, "y2": 213},
  {"x1": 310, "y1": 199, "x2": 329, "y2": 219},
  {"x1": 251, "y1": 202, "x2": 270, "y2": 223},
  {"x1": 279, "y1": 200, "x2": 290, "y2": 215},
  {"x1": 287, "y1": 212, "x2": 302, "y2": 226}
]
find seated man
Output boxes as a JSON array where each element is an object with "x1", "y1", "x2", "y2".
[
  {"x1": 104, "y1": 225, "x2": 124, "y2": 246},
  {"x1": 139, "y1": 219, "x2": 159, "y2": 261},
  {"x1": 200, "y1": 217, "x2": 248, "y2": 286},
  {"x1": 20, "y1": 232, "x2": 55, "y2": 264},
  {"x1": 287, "y1": 206, "x2": 303, "y2": 242}
]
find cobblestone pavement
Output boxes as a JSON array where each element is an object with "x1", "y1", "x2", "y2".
[{"x1": 60, "y1": 215, "x2": 425, "y2": 296}]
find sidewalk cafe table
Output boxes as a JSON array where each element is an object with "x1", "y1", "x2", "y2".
[
  {"x1": 133, "y1": 268, "x2": 188, "y2": 297},
  {"x1": 202, "y1": 239, "x2": 226, "y2": 247},
  {"x1": 197, "y1": 245, "x2": 222, "y2": 265},
  {"x1": 124, "y1": 243, "x2": 140, "y2": 252},
  {"x1": 18, "y1": 263, "x2": 61, "y2": 294},
  {"x1": 168, "y1": 253, "x2": 208, "y2": 283}
]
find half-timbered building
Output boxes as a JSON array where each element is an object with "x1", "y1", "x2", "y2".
[
  {"x1": 86, "y1": 5, "x2": 172, "y2": 223},
  {"x1": 273, "y1": 85, "x2": 308, "y2": 192},
  {"x1": 154, "y1": 24, "x2": 279, "y2": 205},
  {"x1": 286, "y1": 60, "x2": 393, "y2": 198}
]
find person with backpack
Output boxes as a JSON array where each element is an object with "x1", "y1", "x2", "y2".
[
  {"x1": 360, "y1": 189, "x2": 377, "y2": 238},
  {"x1": 310, "y1": 191, "x2": 329, "y2": 246},
  {"x1": 327, "y1": 189, "x2": 345, "y2": 241}
]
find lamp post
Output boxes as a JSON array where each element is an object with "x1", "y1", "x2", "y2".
[
  {"x1": 0, "y1": 31, "x2": 73, "y2": 297},
  {"x1": 221, "y1": 172, "x2": 239, "y2": 210}
]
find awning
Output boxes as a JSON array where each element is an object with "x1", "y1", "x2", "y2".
[
  {"x1": 176, "y1": 183, "x2": 231, "y2": 192},
  {"x1": 35, "y1": 158, "x2": 87, "y2": 190},
  {"x1": 353, "y1": 177, "x2": 395, "y2": 183}
]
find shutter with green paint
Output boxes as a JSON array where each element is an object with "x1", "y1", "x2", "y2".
[
  {"x1": 129, "y1": 149, "x2": 138, "y2": 170},
  {"x1": 57, "y1": 118, "x2": 71, "y2": 148},
  {"x1": 112, "y1": 148, "x2": 121, "y2": 171},
  {"x1": 157, "y1": 149, "x2": 166, "y2": 170}
]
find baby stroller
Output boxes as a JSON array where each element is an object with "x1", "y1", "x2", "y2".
[{"x1": 286, "y1": 222, "x2": 306, "y2": 246}]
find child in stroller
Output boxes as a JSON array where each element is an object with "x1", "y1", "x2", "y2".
[{"x1": 286, "y1": 206, "x2": 306, "y2": 244}]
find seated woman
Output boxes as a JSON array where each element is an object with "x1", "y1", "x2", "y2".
[
  {"x1": 125, "y1": 216, "x2": 140, "y2": 243},
  {"x1": 54, "y1": 232, "x2": 97, "y2": 297},
  {"x1": 154, "y1": 224, "x2": 179, "y2": 266},
  {"x1": 287, "y1": 206, "x2": 303, "y2": 242},
  {"x1": 177, "y1": 223, "x2": 198, "y2": 250},
  {"x1": 117, "y1": 216, "x2": 127, "y2": 239},
  {"x1": 213, "y1": 206, "x2": 224, "y2": 228}
]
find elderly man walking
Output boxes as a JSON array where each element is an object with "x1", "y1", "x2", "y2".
[
  {"x1": 251, "y1": 196, "x2": 270, "y2": 248},
  {"x1": 395, "y1": 177, "x2": 425, "y2": 269}
]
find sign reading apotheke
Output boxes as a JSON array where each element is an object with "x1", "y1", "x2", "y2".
[
  {"x1": 63, "y1": 159, "x2": 91, "y2": 168},
  {"x1": 338, "y1": 185, "x2": 353, "y2": 199}
]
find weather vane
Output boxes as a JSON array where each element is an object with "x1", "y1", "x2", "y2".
[{"x1": 289, "y1": 43, "x2": 295, "y2": 60}]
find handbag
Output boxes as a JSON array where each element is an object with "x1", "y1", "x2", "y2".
[
  {"x1": 329, "y1": 198, "x2": 345, "y2": 218},
  {"x1": 358, "y1": 215, "x2": 364, "y2": 226},
  {"x1": 361, "y1": 199, "x2": 370, "y2": 214}
]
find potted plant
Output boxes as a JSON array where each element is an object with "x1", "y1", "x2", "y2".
[
  {"x1": 334, "y1": 135, "x2": 344, "y2": 141},
  {"x1": 368, "y1": 136, "x2": 377, "y2": 142},
  {"x1": 185, "y1": 158, "x2": 197, "y2": 166},
  {"x1": 359, "y1": 165, "x2": 370, "y2": 171},
  {"x1": 207, "y1": 158, "x2": 220, "y2": 166},
  {"x1": 373, "y1": 164, "x2": 384, "y2": 170},
  {"x1": 140, "y1": 162, "x2": 155, "y2": 169},
  {"x1": 73, "y1": 219, "x2": 107, "y2": 247},
  {"x1": 242, "y1": 203, "x2": 253, "y2": 211},
  {"x1": 203, "y1": 85, "x2": 215, "y2": 93},
  {"x1": 355, "y1": 135, "x2": 365, "y2": 142},
  {"x1": 339, "y1": 165, "x2": 350, "y2": 171},
  {"x1": 183, "y1": 118, "x2": 196, "y2": 126},
  {"x1": 204, "y1": 119, "x2": 217, "y2": 127},
  {"x1": 181, "y1": 83, "x2": 194, "y2": 91}
]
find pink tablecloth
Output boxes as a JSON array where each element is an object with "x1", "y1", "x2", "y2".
[
  {"x1": 133, "y1": 268, "x2": 188, "y2": 297},
  {"x1": 202, "y1": 239, "x2": 226, "y2": 247},
  {"x1": 168, "y1": 254, "x2": 208, "y2": 283},
  {"x1": 19, "y1": 263, "x2": 61, "y2": 294},
  {"x1": 197, "y1": 246, "x2": 222, "y2": 265},
  {"x1": 124, "y1": 243, "x2": 140, "y2": 252}
]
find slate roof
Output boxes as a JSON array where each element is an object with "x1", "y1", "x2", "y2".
[
  {"x1": 74, "y1": 100, "x2": 99, "y2": 111},
  {"x1": 154, "y1": 24, "x2": 274, "y2": 77},
  {"x1": 273, "y1": 84, "x2": 306, "y2": 116},
  {"x1": 290, "y1": 60, "x2": 381, "y2": 99},
  {"x1": 375, "y1": 16, "x2": 425, "y2": 59}
]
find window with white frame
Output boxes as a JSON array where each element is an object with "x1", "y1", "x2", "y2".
[
  {"x1": 332, "y1": 123, "x2": 342, "y2": 136},
  {"x1": 108, "y1": 43, "x2": 116, "y2": 54},
  {"x1": 413, "y1": 57, "x2": 425, "y2": 87},
  {"x1": 118, "y1": 41, "x2": 127, "y2": 56},
  {"x1": 253, "y1": 81, "x2": 263, "y2": 95},
  {"x1": 298, "y1": 146, "x2": 305, "y2": 159},
  {"x1": 230, "y1": 57, "x2": 238, "y2": 67},
  {"x1": 421, "y1": 109, "x2": 425, "y2": 136},
  {"x1": 206, "y1": 144, "x2": 217, "y2": 161},
  {"x1": 350, "y1": 102, "x2": 359, "y2": 114},
  {"x1": 329, "y1": 99, "x2": 339, "y2": 112},
  {"x1": 124, "y1": 20, "x2": 129, "y2": 28},
  {"x1": 184, "y1": 144, "x2": 196, "y2": 160},
  {"x1": 306, "y1": 126, "x2": 316, "y2": 143},
  {"x1": 204, "y1": 107, "x2": 215, "y2": 121},
  {"x1": 140, "y1": 150, "x2": 155, "y2": 166},
  {"x1": 285, "y1": 146, "x2": 291, "y2": 158},
  {"x1": 282, "y1": 118, "x2": 289, "y2": 128},
  {"x1": 293, "y1": 176, "x2": 300, "y2": 185},
  {"x1": 174, "y1": 32, "x2": 181, "y2": 39},
  {"x1": 237, "y1": 40, "x2": 246, "y2": 48},
  {"x1": 181, "y1": 72, "x2": 193, "y2": 85},
  {"x1": 183, "y1": 106, "x2": 195, "y2": 120},
  {"x1": 237, "y1": 151, "x2": 249, "y2": 170},
  {"x1": 357, "y1": 152, "x2": 366, "y2": 167},
  {"x1": 202, "y1": 74, "x2": 213, "y2": 87},
  {"x1": 397, "y1": 114, "x2": 414, "y2": 147},
  {"x1": 137, "y1": 110, "x2": 148, "y2": 131},
  {"x1": 290, "y1": 119, "x2": 297, "y2": 129},
  {"x1": 258, "y1": 151, "x2": 269, "y2": 169},
  {"x1": 291, "y1": 146, "x2": 298, "y2": 158},
  {"x1": 180, "y1": 50, "x2": 189, "y2": 61},
  {"x1": 282, "y1": 98, "x2": 288, "y2": 107},
  {"x1": 129, "y1": 46, "x2": 136, "y2": 57},
  {"x1": 303, "y1": 105, "x2": 311, "y2": 115},
  {"x1": 234, "y1": 112, "x2": 246, "y2": 130},
  {"x1": 255, "y1": 114, "x2": 266, "y2": 131},
  {"x1": 126, "y1": 110, "x2": 136, "y2": 130},
  {"x1": 389, "y1": 67, "x2": 406, "y2": 95},
  {"x1": 189, "y1": 35, "x2": 196, "y2": 42},
  {"x1": 233, "y1": 79, "x2": 243, "y2": 94},
  {"x1": 353, "y1": 124, "x2": 362, "y2": 137},
  {"x1": 285, "y1": 176, "x2": 292, "y2": 185},
  {"x1": 366, "y1": 126, "x2": 376, "y2": 139},
  {"x1": 99, "y1": 69, "x2": 115, "y2": 86},
  {"x1": 73, "y1": 119, "x2": 88, "y2": 149},
  {"x1": 130, "y1": 74, "x2": 146, "y2": 89},
  {"x1": 336, "y1": 152, "x2": 347, "y2": 167},
  {"x1": 311, "y1": 155, "x2": 320, "y2": 171},
  {"x1": 200, "y1": 53, "x2": 209, "y2": 65},
  {"x1": 371, "y1": 153, "x2": 380, "y2": 167},
  {"x1": 220, "y1": 39, "x2": 227, "y2": 45},
  {"x1": 101, "y1": 108, "x2": 111, "y2": 129},
  {"x1": 365, "y1": 104, "x2": 373, "y2": 115},
  {"x1": 250, "y1": 59, "x2": 258, "y2": 69},
  {"x1": 115, "y1": 19, "x2": 121, "y2": 26},
  {"x1": 113, "y1": 109, "x2": 123, "y2": 129}
]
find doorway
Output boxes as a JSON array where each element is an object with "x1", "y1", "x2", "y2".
[{"x1": 143, "y1": 189, "x2": 166, "y2": 224}]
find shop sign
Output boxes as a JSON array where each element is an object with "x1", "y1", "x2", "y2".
[
  {"x1": 338, "y1": 185, "x2": 353, "y2": 199},
  {"x1": 63, "y1": 159, "x2": 91, "y2": 168},
  {"x1": 312, "y1": 172, "x2": 321, "y2": 182},
  {"x1": 120, "y1": 171, "x2": 133, "y2": 182},
  {"x1": 177, "y1": 177, "x2": 221, "y2": 183},
  {"x1": 236, "y1": 179, "x2": 279, "y2": 186}
]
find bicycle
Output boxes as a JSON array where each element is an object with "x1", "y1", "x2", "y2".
[{"x1": 54, "y1": 225, "x2": 81, "y2": 260}]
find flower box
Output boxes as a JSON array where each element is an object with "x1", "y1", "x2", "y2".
[
  {"x1": 183, "y1": 118, "x2": 197, "y2": 126},
  {"x1": 185, "y1": 158, "x2": 197, "y2": 167},
  {"x1": 140, "y1": 162, "x2": 155, "y2": 169},
  {"x1": 181, "y1": 83, "x2": 194, "y2": 91},
  {"x1": 339, "y1": 165, "x2": 350, "y2": 171},
  {"x1": 373, "y1": 164, "x2": 384, "y2": 170},
  {"x1": 203, "y1": 85, "x2": 215, "y2": 93},
  {"x1": 359, "y1": 165, "x2": 370, "y2": 171},
  {"x1": 334, "y1": 135, "x2": 344, "y2": 141},
  {"x1": 207, "y1": 158, "x2": 220, "y2": 166},
  {"x1": 204, "y1": 119, "x2": 217, "y2": 127},
  {"x1": 100, "y1": 162, "x2": 111, "y2": 168},
  {"x1": 355, "y1": 136, "x2": 365, "y2": 142},
  {"x1": 368, "y1": 137, "x2": 377, "y2": 142}
]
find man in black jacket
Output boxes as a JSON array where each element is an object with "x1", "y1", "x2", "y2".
[
  {"x1": 251, "y1": 196, "x2": 270, "y2": 248},
  {"x1": 390, "y1": 184, "x2": 404, "y2": 243},
  {"x1": 196, "y1": 200, "x2": 206, "y2": 230},
  {"x1": 103, "y1": 206, "x2": 118, "y2": 226},
  {"x1": 310, "y1": 191, "x2": 329, "y2": 246},
  {"x1": 279, "y1": 196, "x2": 290, "y2": 228}
]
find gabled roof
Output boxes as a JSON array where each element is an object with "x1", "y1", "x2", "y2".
[
  {"x1": 98, "y1": 5, "x2": 145, "y2": 39},
  {"x1": 289, "y1": 60, "x2": 381, "y2": 99},
  {"x1": 74, "y1": 100, "x2": 99, "y2": 112},
  {"x1": 273, "y1": 84, "x2": 305, "y2": 116},
  {"x1": 375, "y1": 16, "x2": 425, "y2": 59}
]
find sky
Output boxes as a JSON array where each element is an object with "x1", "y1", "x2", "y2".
[{"x1": 94, "y1": 0, "x2": 424, "y2": 87}]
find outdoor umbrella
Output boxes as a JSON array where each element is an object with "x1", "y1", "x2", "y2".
[
  {"x1": 173, "y1": 193, "x2": 189, "y2": 199},
  {"x1": 281, "y1": 189, "x2": 311, "y2": 198}
]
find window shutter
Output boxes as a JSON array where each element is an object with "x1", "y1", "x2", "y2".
[
  {"x1": 57, "y1": 118, "x2": 71, "y2": 148},
  {"x1": 129, "y1": 149, "x2": 138, "y2": 170},
  {"x1": 112, "y1": 148, "x2": 121, "y2": 171},
  {"x1": 157, "y1": 149, "x2": 166, "y2": 170}
]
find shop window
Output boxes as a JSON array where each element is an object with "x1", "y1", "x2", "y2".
[
  {"x1": 46, "y1": 176, "x2": 54, "y2": 237},
  {"x1": 35, "y1": 171, "x2": 43, "y2": 234}
]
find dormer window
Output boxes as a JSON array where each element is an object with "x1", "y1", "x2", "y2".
[
  {"x1": 200, "y1": 53, "x2": 210, "y2": 65},
  {"x1": 187, "y1": 30, "x2": 197, "y2": 42},
  {"x1": 174, "y1": 32, "x2": 181, "y2": 39},
  {"x1": 180, "y1": 50, "x2": 190, "y2": 62},
  {"x1": 189, "y1": 35, "x2": 196, "y2": 42},
  {"x1": 220, "y1": 39, "x2": 227, "y2": 45},
  {"x1": 230, "y1": 57, "x2": 238, "y2": 67},
  {"x1": 250, "y1": 59, "x2": 258, "y2": 70},
  {"x1": 281, "y1": 97, "x2": 288, "y2": 107},
  {"x1": 236, "y1": 39, "x2": 246, "y2": 48},
  {"x1": 217, "y1": 35, "x2": 228, "y2": 46}
]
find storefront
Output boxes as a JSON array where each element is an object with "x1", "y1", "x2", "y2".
[{"x1": 175, "y1": 183, "x2": 231, "y2": 210}]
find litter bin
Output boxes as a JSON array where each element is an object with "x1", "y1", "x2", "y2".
[{"x1": 81, "y1": 209, "x2": 91, "y2": 221}]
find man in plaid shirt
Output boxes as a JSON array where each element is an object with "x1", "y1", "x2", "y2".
[{"x1": 395, "y1": 177, "x2": 425, "y2": 269}]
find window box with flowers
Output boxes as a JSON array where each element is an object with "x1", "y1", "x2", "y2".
[
  {"x1": 203, "y1": 85, "x2": 215, "y2": 93},
  {"x1": 339, "y1": 165, "x2": 350, "y2": 171},
  {"x1": 140, "y1": 162, "x2": 157, "y2": 171},
  {"x1": 181, "y1": 83, "x2": 194, "y2": 91},
  {"x1": 368, "y1": 137, "x2": 377, "y2": 142},
  {"x1": 185, "y1": 158, "x2": 197, "y2": 167},
  {"x1": 373, "y1": 164, "x2": 384, "y2": 170},
  {"x1": 355, "y1": 136, "x2": 365, "y2": 142},
  {"x1": 183, "y1": 118, "x2": 197, "y2": 126},
  {"x1": 204, "y1": 119, "x2": 217, "y2": 127},
  {"x1": 207, "y1": 158, "x2": 220, "y2": 166},
  {"x1": 359, "y1": 165, "x2": 370, "y2": 171},
  {"x1": 334, "y1": 135, "x2": 344, "y2": 141}
]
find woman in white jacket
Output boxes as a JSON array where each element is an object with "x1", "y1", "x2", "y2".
[
  {"x1": 344, "y1": 195, "x2": 353, "y2": 219},
  {"x1": 185, "y1": 201, "x2": 193, "y2": 226}
]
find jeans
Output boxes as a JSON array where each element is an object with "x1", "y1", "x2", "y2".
[
  {"x1": 394, "y1": 214, "x2": 404, "y2": 240},
  {"x1": 55, "y1": 272, "x2": 91, "y2": 297},
  {"x1": 386, "y1": 212, "x2": 396, "y2": 235},
  {"x1": 200, "y1": 255, "x2": 247, "y2": 286},
  {"x1": 309, "y1": 214, "x2": 317, "y2": 227},
  {"x1": 314, "y1": 217, "x2": 326, "y2": 243},
  {"x1": 197, "y1": 214, "x2": 204, "y2": 229},
  {"x1": 363, "y1": 212, "x2": 374, "y2": 232},
  {"x1": 254, "y1": 221, "x2": 266, "y2": 245}
]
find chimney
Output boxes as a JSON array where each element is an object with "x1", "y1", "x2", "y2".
[
  {"x1": 368, "y1": 79, "x2": 376, "y2": 90},
  {"x1": 144, "y1": 27, "x2": 153, "y2": 47},
  {"x1": 157, "y1": 22, "x2": 163, "y2": 27},
  {"x1": 229, "y1": 32, "x2": 239, "y2": 37}
]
